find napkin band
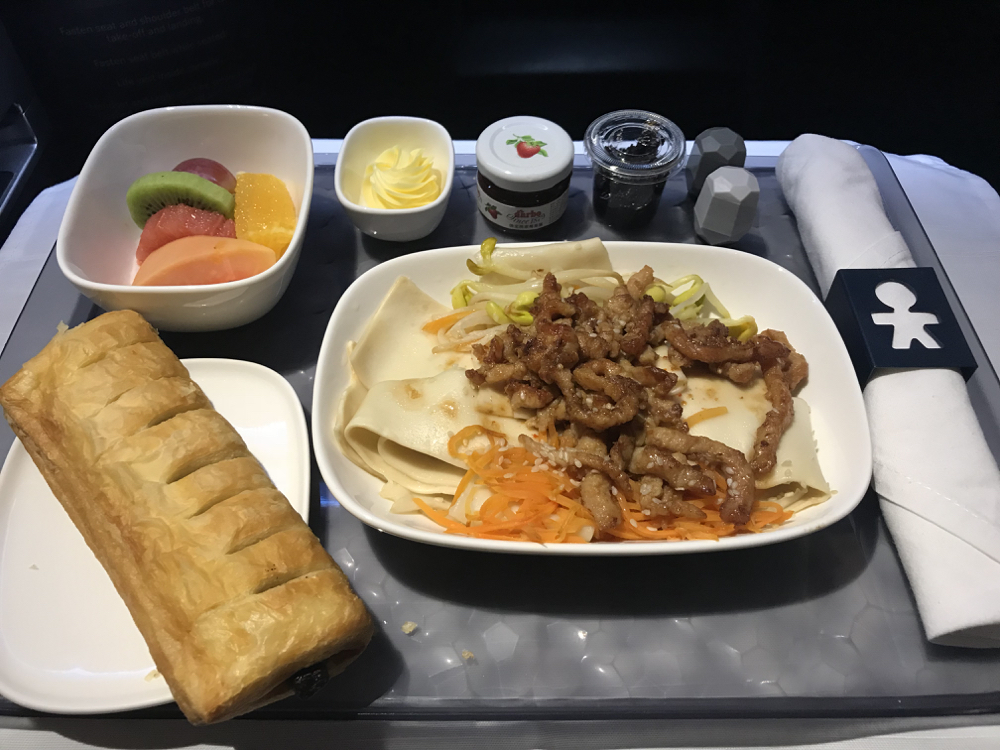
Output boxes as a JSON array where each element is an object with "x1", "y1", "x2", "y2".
[{"x1": 825, "y1": 267, "x2": 978, "y2": 385}]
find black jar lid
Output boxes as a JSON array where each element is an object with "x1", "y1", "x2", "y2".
[{"x1": 584, "y1": 110, "x2": 686, "y2": 185}]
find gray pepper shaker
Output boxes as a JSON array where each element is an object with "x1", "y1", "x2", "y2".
[
  {"x1": 685, "y1": 127, "x2": 747, "y2": 197},
  {"x1": 693, "y1": 166, "x2": 760, "y2": 245}
]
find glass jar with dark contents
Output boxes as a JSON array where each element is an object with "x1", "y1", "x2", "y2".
[{"x1": 584, "y1": 110, "x2": 685, "y2": 229}]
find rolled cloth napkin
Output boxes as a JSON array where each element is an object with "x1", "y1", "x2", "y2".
[{"x1": 777, "y1": 134, "x2": 1000, "y2": 647}]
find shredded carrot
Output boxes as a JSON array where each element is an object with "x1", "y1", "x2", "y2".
[
  {"x1": 685, "y1": 406, "x2": 729, "y2": 428},
  {"x1": 412, "y1": 424, "x2": 798, "y2": 545},
  {"x1": 422, "y1": 308, "x2": 474, "y2": 334},
  {"x1": 448, "y1": 424, "x2": 503, "y2": 458},
  {"x1": 412, "y1": 497, "x2": 468, "y2": 531}
]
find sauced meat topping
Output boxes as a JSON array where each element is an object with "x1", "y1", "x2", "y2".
[{"x1": 465, "y1": 268, "x2": 808, "y2": 527}]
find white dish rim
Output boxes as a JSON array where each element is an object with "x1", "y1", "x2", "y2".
[{"x1": 312, "y1": 240, "x2": 873, "y2": 557}]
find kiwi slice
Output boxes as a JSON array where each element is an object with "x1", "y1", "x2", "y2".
[{"x1": 126, "y1": 171, "x2": 236, "y2": 228}]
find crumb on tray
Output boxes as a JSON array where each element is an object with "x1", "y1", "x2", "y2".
[{"x1": 401, "y1": 621, "x2": 419, "y2": 635}]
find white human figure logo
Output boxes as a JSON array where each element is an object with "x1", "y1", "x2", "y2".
[{"x1": 871, "y1": 281, "x2": 941, "y2": 350}]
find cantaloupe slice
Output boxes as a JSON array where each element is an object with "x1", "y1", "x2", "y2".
[{"x1": 132, "y1": 236, "x2": 277, "y2": 286}]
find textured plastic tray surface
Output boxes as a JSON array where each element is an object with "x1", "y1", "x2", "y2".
[{"x1": 1, "y1": 154, "x2": 999, "y2": 719}]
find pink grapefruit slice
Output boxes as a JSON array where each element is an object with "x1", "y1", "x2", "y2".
[{"x1": 136, "y1": 204, "x2": 236, "y2": 264}]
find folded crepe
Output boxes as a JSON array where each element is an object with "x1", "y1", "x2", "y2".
[
  {"x1": 337, "y1": 238, "x2": 831, "y2": 518},
  {"x1": 683, "y1": 373, "x2": 829, "y2": 512},
  {"x1": 335, "y1": 240, "x2": 615, "y2": 503}
]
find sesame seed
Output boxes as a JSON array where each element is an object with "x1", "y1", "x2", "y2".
[
  {"x1": 643, "y1": 509, "x2": 651, "y2": 516},
  {"x1": 504, "y1": 472, "x2": 514, "y2": 479},
  {"x1": 630, "y1": 519, "x2": 638, "y2": 527},
  {"x1": 611, "y1": 487, "x2": 618, "y2": 496},
  {"x1": 574, "y1": 460, "x2": 582, "y2": 468},
  {"x1": 647, "y1": 526, "x2": 658, "y2": 532}
]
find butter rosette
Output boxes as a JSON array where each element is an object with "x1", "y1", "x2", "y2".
[{"x1": 362, "y1": 146, "x2": 440, "y2": 209}]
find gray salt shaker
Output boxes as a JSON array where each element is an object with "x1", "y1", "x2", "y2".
[
  {"x1": 685, "y1": 127, "x2": 747, "y2": 196},
  {"x1": 693, "y1": 166, "x2": 760, "y2": 245}
]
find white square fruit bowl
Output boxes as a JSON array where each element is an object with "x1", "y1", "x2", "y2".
[
  {"x1": 334, "y1": 116, "x2": 454, "y2": 242},
  {"x1": 56, "y1": 104, "x2": 313, "y2": 332}
]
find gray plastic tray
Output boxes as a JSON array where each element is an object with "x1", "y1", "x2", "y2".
[{"x1": 2, "y1": 149, "x2": 1000, "y2": 720}]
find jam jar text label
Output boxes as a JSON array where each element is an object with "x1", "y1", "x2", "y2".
[{"x1": 476, "y1": 183, "x2": 569, "y2": 232}]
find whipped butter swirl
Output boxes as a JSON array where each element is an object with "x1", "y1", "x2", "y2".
[{"x1": 362, "y1": 146, "x2": 440, "y2": 209}]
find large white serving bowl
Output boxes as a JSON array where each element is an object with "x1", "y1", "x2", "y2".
[
  {"x1": 334, "y1": 116, "x2": 454, "y2": 242},
  {"x1": 56, "y1": 105, "x2": 313, "y2": 332},
  {"x1": 312, "y1": 241, "x2": 873, "y2": 556}
]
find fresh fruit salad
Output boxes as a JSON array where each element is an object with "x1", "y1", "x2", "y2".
[{"x1": 125, "y1": 158, "x2": 297, "y2": 286}]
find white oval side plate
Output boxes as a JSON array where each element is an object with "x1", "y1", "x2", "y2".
[
  {"x1": 313, "y1": 241, "x2": 873, "y2": 556},
  {"x1": 0, "y1": 358, "x2": 309, "y2": 714}
]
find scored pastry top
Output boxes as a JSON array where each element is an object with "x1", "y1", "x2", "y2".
[{"x1": 0, "y1": 310, "x2": 372, "y2": 724}]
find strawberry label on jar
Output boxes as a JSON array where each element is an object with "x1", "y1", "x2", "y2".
[
  {"x1": 476, "y1": 182, "x2": 568, "y2": 231},
  {"x1": 507, "y1": 134, "x2": 548, "y2": 159}
]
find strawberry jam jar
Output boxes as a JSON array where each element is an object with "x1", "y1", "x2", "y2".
[{"x1": 475, "y1": 116, "x2": 573, "y2": 233}]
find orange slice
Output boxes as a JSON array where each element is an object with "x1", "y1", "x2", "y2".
[{"x1": 234, "y1": 173, "x2": 297, "y2": 257}]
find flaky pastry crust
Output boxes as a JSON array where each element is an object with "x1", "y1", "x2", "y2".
[{"x1": 0, "y1": 311, "x2": 373, "y2": 724}]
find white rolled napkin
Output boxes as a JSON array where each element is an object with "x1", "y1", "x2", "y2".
[{"x1": 777, "y1": 134, "x2": 1000, "y2": 647}]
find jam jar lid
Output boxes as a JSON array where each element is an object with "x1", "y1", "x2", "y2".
[
  {"x1": 476, "y1": 116, "x2": 574, "y2": 192},
  {"x1": 584, "y1": 110, "x2": 686, "y2": 185}
]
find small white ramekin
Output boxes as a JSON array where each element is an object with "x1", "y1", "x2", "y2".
[{"x1": 334, "y1": 116, "x2": 454, "y2": 242}]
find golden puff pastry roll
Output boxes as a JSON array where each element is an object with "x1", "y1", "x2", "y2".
[{"x1": 0, "y1": 310, "x2": 373, "y2": 724}]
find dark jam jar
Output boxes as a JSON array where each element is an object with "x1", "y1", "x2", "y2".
[
  {"x1": 475, "y1": 116, "x2": 574, "y2": 233},
  {"x1": 584, "y1": 110, "x2": 685, "y2": 230}
]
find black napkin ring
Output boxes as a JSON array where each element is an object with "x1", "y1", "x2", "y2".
[{"x1": 824, "y1": 267, "x2": 978, "y2": 386}]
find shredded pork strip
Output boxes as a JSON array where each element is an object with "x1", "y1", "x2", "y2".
[
  {"x1": 752, "y1": 364, "x2": 794, "y2": 475},
  {"x1": 644, "y1": 427, "x2": 756, "y2": 525},
  {"x1": 519, "y1": 435, "x2": 633, "y2": 502},
  {"x1": 628, "y1": 445, "x2": 717, "y2": 496},
  {"x1": 459, "y1": 268, "x2": 810, "y2": 536}
]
